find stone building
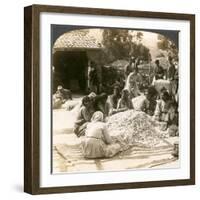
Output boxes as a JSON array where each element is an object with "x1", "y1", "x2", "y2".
[{"x1": 53, "y1": 29, "x2": 103, "y2": 93}]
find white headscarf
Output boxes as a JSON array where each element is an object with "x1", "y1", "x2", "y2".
[
  {"x1": 88, "y1": 92, "x2": 97, "y2": 99},
  {"x1": 91, "y1": 111, "x2": 104, "y2": 122}
]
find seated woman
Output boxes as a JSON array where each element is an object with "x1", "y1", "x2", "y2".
[
  {"x1": 71, "y1": 92, "x2": 97, "y2": 117},
  {"x1": 167, "y1": 101, "x2": 179, "y2": 136},
  {"x1": 117, "y1": 89, "x2": 133, "y2": 112},
  {"x1": 56, "y1": 85, "x2": 72, "y2": 101},
  {"x1": 132, "y1": 86, "x2": 157, "y2": 116},
  {"x1": 53, "y1": 85, "x2": 72, "y2": 109},
  {"x1": 153, "y1": 90, "x2": 172, "y2": 124},
  {"x1": 53, "y1": 93, "x2": 63, "y2": 109},
  {"x1": 73, "y1": 96, "x2": 95, "y2": 137},
  {"x1": 107, "y1": 86, "x2": 121, "y2": 116},
  {"x1": 95, "y1": 93, "x2": 110, "y2": 117},
  {"x1": 81, "y1": 111, "x2": 121, "y2": 159},
  {"x1": 132, "y1": 86, "x2": 149, "y2": 112},
  {"x1": 145, "y1": 86, "x2": 158, "y2": 116}
]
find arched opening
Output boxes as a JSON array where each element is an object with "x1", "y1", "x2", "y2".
[{"x1": 53, "y1": 51, "x2": 88, "y2": 93}]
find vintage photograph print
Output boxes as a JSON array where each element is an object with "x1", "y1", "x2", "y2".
[{"x1": 52, "y1": 26, "x2": 180, "y2": 174}]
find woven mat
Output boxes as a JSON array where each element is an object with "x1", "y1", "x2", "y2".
[{"x1": 54, "y1": 142, "x2": 177, "y2": 173}]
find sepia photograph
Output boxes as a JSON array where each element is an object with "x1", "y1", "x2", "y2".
[{"x1": 52, "y1": 26, "x2": 179, "y2": 174}]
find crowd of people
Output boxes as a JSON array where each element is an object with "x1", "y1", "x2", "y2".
[{"x1": 53, "y1": 55, "x2": 179, "y2": 159}]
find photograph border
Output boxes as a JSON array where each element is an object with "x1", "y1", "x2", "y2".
[{"x1": 24, "y1": 4, "x2": 195, "y2": 194}]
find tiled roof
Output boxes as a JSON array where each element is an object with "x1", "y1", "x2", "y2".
[{"x1": 53, "y1": 30, "x2": 103, "y2": 50}]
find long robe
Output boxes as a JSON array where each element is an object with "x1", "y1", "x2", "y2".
[
  {"x1": 81, "y1": 122, "x2": 121, "y2": 158},
  {"x1": 124, "y1": 72, "x2": 142, "y2": 98}
]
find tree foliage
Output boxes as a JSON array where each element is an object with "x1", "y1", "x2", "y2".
[
  {"x1": 101, "y1": 29, "x2": 151, "y2": 63},
  {"x1": 157, "y1": 34, "x2": 178, "y2": 60}
]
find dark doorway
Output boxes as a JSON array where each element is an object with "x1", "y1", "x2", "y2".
[{"x1": 53, "y1": 51, "x2": 88, "y2": 93}]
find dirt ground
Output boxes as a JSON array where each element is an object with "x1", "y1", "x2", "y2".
[{"x1": 52, "y1": 99, "x2": 179, "y2": 174}]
